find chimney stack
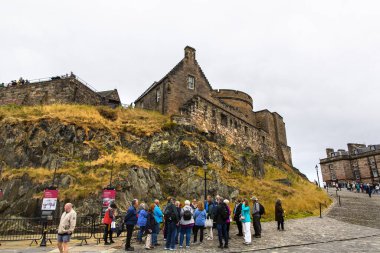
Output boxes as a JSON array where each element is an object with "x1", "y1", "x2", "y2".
[{"x1": 184, "y1": 46, "x2": 196, "y2": 61}]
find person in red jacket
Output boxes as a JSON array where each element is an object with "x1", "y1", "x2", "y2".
[{"x1": 103, "y1": 203, "x2": 117, "y2": 245}]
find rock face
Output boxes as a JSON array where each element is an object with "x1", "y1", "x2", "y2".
[{"x1": 0, "y1": 115, "x2": 295, "y2": 218}]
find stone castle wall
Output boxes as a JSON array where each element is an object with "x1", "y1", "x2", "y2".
[
  {"x1": 173, "y1": 95, "x2": 292, "y2": 164},
  {"x1": 0, "y1": 77, "x2": 109, "y2": 107}
]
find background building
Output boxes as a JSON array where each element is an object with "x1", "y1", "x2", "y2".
[{"x1": 320, "y1": 143, "x2": 380, "y2": 185}]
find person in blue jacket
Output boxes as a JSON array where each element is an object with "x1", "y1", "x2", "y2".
[
  {"x1": 124, "y1": 199, "x2": 139, "y2": 251},
  {"x1": 136, "y1": 203, "x2": 148, "y2": 243},
  {"x1": 241, "y1": 199, "x2": 251, "y2": 245},
  {"x1": 152, "y1": 199, "x2": 164, "y2": 246},
  {"x1": 193, "y1": 201, "x2": 207, "y2": 244}
]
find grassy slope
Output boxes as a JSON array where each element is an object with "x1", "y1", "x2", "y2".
[{"x1": 0, "y1": 104, "x2": 331, "y2": 220}]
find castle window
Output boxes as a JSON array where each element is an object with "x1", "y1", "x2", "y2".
[
  {"x1": 187, "y1": 75, "x2": 195, "y2": 90},
  {"x1": 221, "y1": 113, "x2": 228, "y2": 127},
  {"x1": 329, "y1": 164, "x2": 336, "y2": 180},
  {"x1": 156, "y1": 89, "x2": 160, "y2": 103},
  {"x1": 353, "y1": 170, "x2": 360, "y2": 180}
]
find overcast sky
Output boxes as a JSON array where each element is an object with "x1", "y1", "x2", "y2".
[{"x1": 1, "y1": 1, "x2": 380, "y2": 181}]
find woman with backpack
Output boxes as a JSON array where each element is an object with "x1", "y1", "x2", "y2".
[
  {"x1": 103, "y1": 202, "x2": 117, "y2": 245},
  {"x1": 137, "y1": 203, "x2": 148, "y2": 243},
  {"x1": 240, "y1": 199, "x2": 252, "y2": 245},
  {"x1": 275, "y1": 199, "x2": 285, "y2": 231},
  {"x1": 144, "y1": 203, "x2": 157, "y2": 250},
  {"x1": 193, "y1": 201, "x2": 206, "y2": 244},
  {"x1": 179, "y1": 200, "x2": 195, "y2": 248}
]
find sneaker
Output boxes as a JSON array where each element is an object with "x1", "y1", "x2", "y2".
[
  {"x1": 125, "y1": 247, "x2": 134, "y2": 251},
  {"x1": 104, "y1": 242, "x2": 111, "y2": 245},
  {"x1": 179, "y1": 245, "x2": 183, "y2": 248},
  {"x1": 186, "y1": 246, "x2": 190, "y2": 249},
  {"x1": 145, "y1": 247, "x2": 153, "y2": 250},
  {"x1": 164, "y1": 248, "x2": 170, "y2": 250},
  {"x1": 170, "y1": 249, "x2": 175, "y2": 251}
]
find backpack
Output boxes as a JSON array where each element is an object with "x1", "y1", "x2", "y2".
[
  {"x1": 102, "y1": 209, "x2": 112, "y2": 224},
  {"x1": 220, "y1": 204, "x2": 229, "y2": 220},
  {"x1": 259, "y1": 203, "x2": 265, "y2": 215},
  {"x1": 164, "y1": 205, "x2": 177, "y2": 222},
  {"x1": 183, "y1": 209, "x2": 192, "y2": 221}
]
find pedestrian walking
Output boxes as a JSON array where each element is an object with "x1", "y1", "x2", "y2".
[
  {"x1": 233, "y1": 198, "x2": 243, "y2": 236},
  {"x1": 57, "y1": 203, "x2": 77, "y2": 253},
  {"x1": 193, "y1": 201, "x2": 206, "y2": 244},
  {"x1": 144, "y1": 204, "x2": 157, "y2": 250},
  {"x1": 103, "y1": 203, "x2": 117, "y2": 245},
  {"x1": 164, "y1": 197, "x2": 179, "y2": 250},
  {"x1": 240, "y1": 199, "x2": 252, "y2": 245},
  {"x1": 275, "y1": 199, "x2": 285, "y2": 231},
  {"x1": 137, "y1": 203, "x2": 148, "y2": 244},
  {"x1": 124, "y1": 199, "x2": 139, "y2": 251},
  {"x1": 152, "y1": 199, "x2": 163, "y2": 246},
  {"x1": 205, "y1": 195, "x2": 215, "y2": 240},
  {"x1": 251, "y1": 196, "x2": 262, "y2": 238}
]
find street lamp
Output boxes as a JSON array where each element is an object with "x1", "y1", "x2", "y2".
[
  {"x1": 315, "y1": 164, "x2": 321, "y2": 188},
  {"x1": 203, "y1": 161, "x2": 208, "y2": 201}
]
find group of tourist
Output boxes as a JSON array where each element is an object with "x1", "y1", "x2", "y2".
[
  {"x1": 56, "y1": 195, "x2": 286, "y2": 252},
  {"x1": 102, "y1": 195, "x2": 285, "y2": 251},
  {"x1": 326, "y1": 181, "x2": 380, "y2": 198}
]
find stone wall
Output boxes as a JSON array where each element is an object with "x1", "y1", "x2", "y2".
[
  {"x1": 0, "y1": 77, "x2": 104, "y2": 106},
  {"x1": 173, "y1": 96, "x2": 286, "y2": 162}
]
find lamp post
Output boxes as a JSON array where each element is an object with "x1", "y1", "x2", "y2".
[
  {"x1": 203, "y1": 161, "x2": 208, "y2": 201},
  {"x1": 315, "y1": 164, "x2": 321, "y2": 188}
]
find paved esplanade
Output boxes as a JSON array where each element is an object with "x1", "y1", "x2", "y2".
[{"x1": 1, "y1": 190, "x2": 379, "y2": 253}]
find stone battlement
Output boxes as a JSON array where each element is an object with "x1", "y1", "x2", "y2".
[{"x1": 0, "y1": 74, "x2": 121, "y2": 108}]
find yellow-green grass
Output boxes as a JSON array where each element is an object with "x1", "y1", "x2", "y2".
[{"x1": 0, "y1": 104, "x2": 169, "y2": 137}]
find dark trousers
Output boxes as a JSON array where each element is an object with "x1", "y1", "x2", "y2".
[
  {"x1": 235, "y1": 219, "x2": 243, "y2": 235},
  {"x1": 165, "y1": 222, "x2": 177, "y2": 250},
  {"x1": 253, "y1": 216, "x2": 261, "y2": 236},
  {"x1": 277, "y1": 220, "x2": 284, "y2": 230},
  {"x1": 193, "y1": 225, "x2": 204, "y2": 243},
  {"x1": 164, "y1": 219, "x2": 169, "y2": 239},
  {"x1": 226, "y1": 223, "x2": 230, "y2": 238},
  {"x1": 216, "y1": 224, "x2": 228, "y2": 246},
  {"x1": 125, "y1": 224, "x2": 134, "y2": 249},
  {"x1": 103, "y1": 224, "x2": 113, "y2": 242}
]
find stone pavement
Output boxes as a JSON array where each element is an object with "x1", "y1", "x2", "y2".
[{"x1": 1, "y1": 190, "x2": 380, "y2": 252}]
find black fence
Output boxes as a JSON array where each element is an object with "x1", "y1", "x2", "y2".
[{"x1": 0, "y1": 216, "x2": 128, "y2": 246}]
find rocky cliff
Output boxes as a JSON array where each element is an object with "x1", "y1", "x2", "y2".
[{"x1": 0, "y1": 105, "x2": 330, "y2": 219}]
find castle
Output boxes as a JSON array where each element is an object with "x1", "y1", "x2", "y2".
[
  {"x1": 0, "y1": 74, "x2": 121, "y2": 108},
  {"x1": 320, "y1": 143, "x2": 380, "y2": 185},
  {"x1": 135, "y1": 46, "x2": 292, "y2": 165}
]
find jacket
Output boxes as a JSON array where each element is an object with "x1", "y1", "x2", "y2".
[
  {"x1": 241, "y1": 203, "x2": 251, "y2": 223},
  {"x1": 58, "y1": 209, "x2": 77, "y2": 234},
  {"x1": 252, "y1": 202, "x2": 260, "y2": 217},
  {"x1": 180, "y1": 205, "x2": 195, "y2": 226},
  {"x1": 103, "y1": 208, "x2": 115, "y2": 225},
  {"x1": 145, "y1": 212, "x2": 157, "y2": 234},
  {"x1": 226, "y1": 205, "x2": 231, "y2": 223},
  {"x1": 137, "y1": 209, "x2": 148, "y2": 227},
  {"x1": 194, "y1": 209, "x2": 206, "y2": 226},
  {"x1": 124, "y1": 206, "x2": 138, "y2": 225},
  {"x1": 275, "y1": 204, "x2": 284, "y2": 221},
  {"x1": 233, "y1": 203, "x2": 242, "y2": 221},
  {"x1": 153, "y1": 205, "x2": 164, "y2": 223},
  {"x1": 214, "y1": 203, "x2": 228, "y2": 224},
  {"x1": 164, "y1": 202, "x2": 179, "y2": 223}
]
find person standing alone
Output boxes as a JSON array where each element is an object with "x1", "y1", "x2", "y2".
[{"x1": 57, "y1": 203, "x2": 77, "y2": 253}]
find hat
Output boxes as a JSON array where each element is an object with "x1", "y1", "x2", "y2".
[{"x1": 251, "y1": 196, "x2": 258, "y2": 201}]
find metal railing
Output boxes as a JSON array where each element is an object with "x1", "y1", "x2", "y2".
[{"x1": 0, "y1": 215, "x2": 133, "y2": 246}]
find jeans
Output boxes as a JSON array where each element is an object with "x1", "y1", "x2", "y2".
[
  {"x1": 216, "y1": 224, "x2": 228, "y2": 246},
  {"x1": 193, "y1": 225, "x2": 204, "y2": 243},
  {"x1": 152, "y1": 222, "x2": 160, "y2": 245},
  {"x1": 125, "y1": 224, "x2": 134, "y2": 249},
  {"x1": 137, "y1": 226, "x2": 145, "y2": 242},
  {"x1": 180, "y1": 227, "x2": 192, "y2": 247},
  {"x1": 175, "y1": 225, "x2": 180, "y2": 244},
  {"x1": 165, "y1": 222, "x2": 177, "y2": 250}
]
